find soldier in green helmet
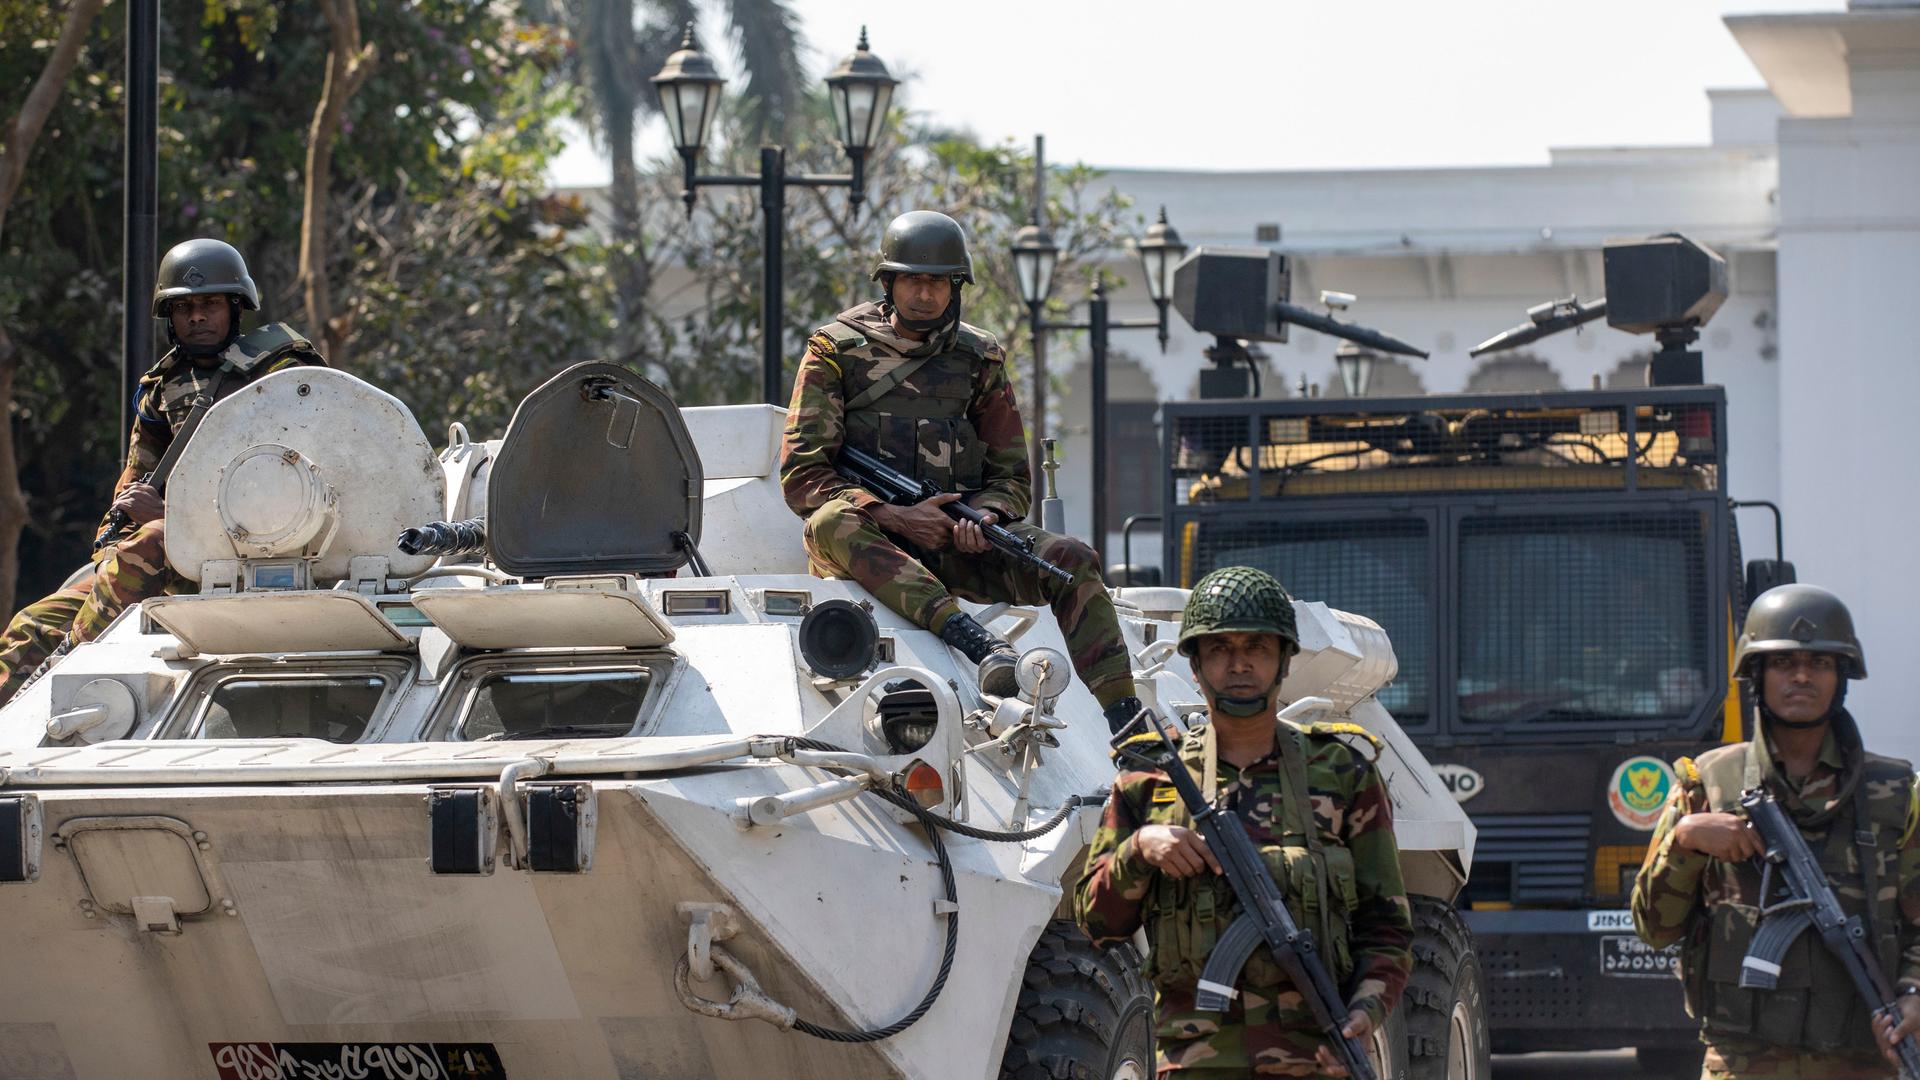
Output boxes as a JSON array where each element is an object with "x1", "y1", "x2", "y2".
[
  {"x1": 1074, "y1": 565, "x2": 1414, "y2": 1076},
  {"x1": 780, "y1": 209, "x2": 1142, "y2": 729},
  {"x1": 0, "y1": 238, "x2": 324, "y2": 705},
  {"x1": 1632, "y1": 584, "x2": 1920, "y2": 1078}
]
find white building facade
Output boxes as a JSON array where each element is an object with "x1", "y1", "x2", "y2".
[{"x1": 1037, "y1": 2, "x2": 1919, "y2": 760}]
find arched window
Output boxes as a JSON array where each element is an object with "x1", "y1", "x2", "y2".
[
  {"x1": 1465, "y1": 353, "x2": 1564, "y2": 393},
  {"x1": 1321, "y1": 356, "x2": 1428, "y2": 398},
  {"x1": 1606, "y1": 354, "x2": 1651, "y2": 389}
]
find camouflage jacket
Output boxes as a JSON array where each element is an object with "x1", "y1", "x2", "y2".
[
  {"x1": 1075, "y1": 719, "x2": 1413, "y2": 1052},
  {"x1": 1632, "y1": 713, "x2": 1920, "y2": 1057},
  {"x1": 779, "y1": 301, "x2": 1029, "y2": 522},
  {"x1": 100, "y1": 324, "x2": 324, "y2": 544}
]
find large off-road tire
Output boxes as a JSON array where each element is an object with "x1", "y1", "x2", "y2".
[
  {"x1": 1000, "y1": 920, "x2": 1154, "y2": 1080},
  {"x1": 1404, "y1": 897, "x2": 1491, "y2": 1080}
]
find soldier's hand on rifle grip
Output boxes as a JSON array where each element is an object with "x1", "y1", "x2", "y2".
[
  {"x1": 1873, "y1": 995, "x2": 1920, "y2": 1068},
  {"x1": 1674, "y1": 811, "x2": 1766, "y2": 861},
  {"x1": 1134, "y1": 824, "x2": 1223, "y2": 879},
  {"x1": 110, "y1": 482, "x2": 164, "y2": 527},
  {"x1": 953, "y1": 510, "x2": 995, "y2": 555},
  {"x1": 873, "y1": 492, "x2": 961, "y2": 551},
  {"x1": 1314, "y1": 1010, "x2": 1374, "y2": 1077}
]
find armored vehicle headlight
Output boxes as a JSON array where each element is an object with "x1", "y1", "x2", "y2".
[
  {"x1": 798, "y1": 598, "x2": 879, "y2": 681},
  {"x1": 897, "y1": 759, "x2": 944, "y2": 810},
  {"x1": 872, "y1": 678, "x2": 938, "y2": 754}
]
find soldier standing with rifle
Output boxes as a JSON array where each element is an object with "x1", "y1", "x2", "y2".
[
  {"x1": 1632, "y1": 584, "x2": 1920, "y2": 1078},
  {"x1": 1074, "y1": 566, "x2": 1413, "y2": 1077},
  {"x1": 780, "y1": 209, "x2": 1143, "y2": 730},
  {"x1": 0, "y1": 238, "x2": 323, "y2": 705}
]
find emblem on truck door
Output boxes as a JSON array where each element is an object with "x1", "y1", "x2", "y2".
[{"x1": 1607, "y1": 755, "x2": 1676, "y2": 830}]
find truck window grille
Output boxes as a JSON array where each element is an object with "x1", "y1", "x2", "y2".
[
  {"x1": 1166, "y1": 390, "x2": 1723, "y2": 502},
  {"x1": 1181, "y1": 517, "x2": 1431, "y2": 724}
]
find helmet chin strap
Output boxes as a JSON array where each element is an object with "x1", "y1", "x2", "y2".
[
  {"x1": 1755, "y1": 677, "x2": 1848, "y2": 731},
  {"x1": 162, "y1": 296, "x2": 243, "y2": 358},
  {"x1": 1196, "y1": 661, "x2": 1291, "y2": 719},
  {"x1": 881, "y1": 274, "x2": 963, "y2": 333}
]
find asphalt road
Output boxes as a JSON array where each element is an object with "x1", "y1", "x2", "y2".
[{"x1": 1493, "y1": 1050, "x2": 1663, "y2": 1078}]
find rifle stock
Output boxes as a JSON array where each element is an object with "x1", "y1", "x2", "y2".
[{"x1": 1117, "y1": 706, "x2": 1377, "y2": 1080}]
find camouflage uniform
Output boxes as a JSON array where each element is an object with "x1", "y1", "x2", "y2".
[
  {"x1": 1631, "y1": 712, "x2": 1920, "y2": 1079},
  {"x1": 1075, "y1": 719, "x2": 1414, "y2": 1076},
  {"x1": 0, "y1": 327, "x2": 322, "y2": 704},
  {"x1": 780, "y1": 300, "x2": 1134, "y2": 708}
]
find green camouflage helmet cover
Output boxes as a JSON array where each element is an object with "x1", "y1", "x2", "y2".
[
  {"x1": 1179, "y1": 565, "x2": 1299, "y2": 657},
  {"x1": 153, "y1": 238, "x2": 260, "y2": 316},
  {"x1": 870, "y1": 210, "x2": 974, "y2": 284},
  {"x1": 1734, "y1": 582, "x2": 1866, "y2": 679}
]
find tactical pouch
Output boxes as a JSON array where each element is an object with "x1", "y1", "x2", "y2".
[
  {"x1": 1697, "y1": 901, "x2": 1872, "y2": 1055},
  {"x1": 1260, "y1": 843, "x2": 1358, "y2": 986}
]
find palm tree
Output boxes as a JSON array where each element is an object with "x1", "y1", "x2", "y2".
[{"x1": 529, "y1": 0, "x2": 804, "y2": 342}]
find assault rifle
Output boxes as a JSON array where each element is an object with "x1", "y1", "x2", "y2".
[
  {"x1": 93, "y1": 385, "x2": 225, "y2": 552},
  {"x1": 1739, "y1": 785, "x2": 1920, "y2": 1078},
  {"x1": 1114, "y1": 702, "x2": 1377, "y2": 1080},
  {"x1": 836, "y1": 443, "x2": 1073, "y2": 585}
]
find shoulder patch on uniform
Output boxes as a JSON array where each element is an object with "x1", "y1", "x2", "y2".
[
  {"x1": 818, "y1": 323, "x2": 868, "y2": 352},
  {"x1": 1151, "y1": 785, "x2": 1178, "y2": 804},
  {"x1": 1292, "y1": 719, "x2": 1383, "y2": 763},
  {"x1": 1114, "y1": 731, "x2": 1178, "y2": 771}
]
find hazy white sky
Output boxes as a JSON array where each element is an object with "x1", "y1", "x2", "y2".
[{"x1": 546, "y1": 0, "x2": 1842, "y2": 186}]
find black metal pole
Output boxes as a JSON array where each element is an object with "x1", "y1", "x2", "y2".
[
  {"x1": 1089, "y1": 283, "x2": 1109, "y2": 562},
  {"x1": 760, "y1": 145, "x2": 786, "y2": 405},
  {"x1": 123, "y1": 0, "x2": 159, "y2": 458},
  {"x1": 1027, "y1": 134, "x2": 1047, "y2": 521},
  {"x1": 1028, "y1": 302, "x2": 1047, "y2": 522}
]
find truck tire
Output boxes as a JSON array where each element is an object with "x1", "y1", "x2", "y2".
[
  {"x1": 1000, "y1": 920, "x2": 1154, "y2": 1080},
  {"x1": 1405, "y1": 897, "x2": 1490, "y2": 1080}
]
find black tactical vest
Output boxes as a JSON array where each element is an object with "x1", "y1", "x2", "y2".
[{"x1": 817, "y1": 317, "x2": 997, "y2": 495}]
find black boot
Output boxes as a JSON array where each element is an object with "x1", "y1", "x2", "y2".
[
  {"x1": 1102, "y1": 696, "x2": 1144, "y2": 736},
  {"x1": 939, "y1": 613, "x2": 1019, "y2": 698}
]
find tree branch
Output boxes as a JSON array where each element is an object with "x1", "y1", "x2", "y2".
[{"x1": 300, "y1": 0, "x2": 378, "y2": 364}]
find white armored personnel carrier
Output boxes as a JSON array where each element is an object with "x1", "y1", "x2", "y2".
[{"x1": 0, "y1": 363, "x2": 1483, "y2": 1080}]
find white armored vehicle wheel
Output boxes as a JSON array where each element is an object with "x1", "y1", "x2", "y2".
[{"x1": 0, "y1": 362, "x2": 1479, "y2": 1080}]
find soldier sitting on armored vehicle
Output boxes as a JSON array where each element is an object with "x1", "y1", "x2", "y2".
[
  {"x1": 780, "y1": 209, "x2": 1142, "y2": 732},
  {"x1": 1076, "y1": 566, "x2": 1413, "y2": 1078},
  {"x1": 0, "y1": 238, "x2": 324, "y2": 706}
]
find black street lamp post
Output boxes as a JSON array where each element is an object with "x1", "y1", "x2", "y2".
[
  {"x1": 652, "y1": 26, "x2": 896, "y2": 405},
  {"x1": 1012, "y1": 187, "x2": 1185, "y2": 558}
]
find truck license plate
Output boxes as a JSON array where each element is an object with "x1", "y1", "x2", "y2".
[
  {"x1": 211, "y1": 1042, "x2": 505, "y2": 1080},
  {"x1": 1599, "y1": 934, "x2": 1679, "y2": 978}
]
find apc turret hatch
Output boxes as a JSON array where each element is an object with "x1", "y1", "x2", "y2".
[
  {"x1": 161, "y1": 368, "x2": 445, "y2": 587},
  {"x1": 484, "y1": 362, "x2": 705, "y2": 579}
]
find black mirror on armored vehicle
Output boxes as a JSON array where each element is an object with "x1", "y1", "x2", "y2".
[{"x1": 1746, "y1": 559, "x2": 1797, "y2": 601}]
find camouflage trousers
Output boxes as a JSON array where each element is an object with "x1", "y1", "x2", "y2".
[
  {"x1": 1702, "y1": 1041, "x2": 1893, "y2": 1079},
  {"x1": 0, "y1": 520, "x2": 182, "y2": 706},
  {"x1": 802, "y1": 497, "x2": 1134, "y2": 708},
  {"x1": 1153, "y1": 984, "x2": 1348, "y2": 1077}
]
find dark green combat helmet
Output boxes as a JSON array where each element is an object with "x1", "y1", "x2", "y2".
[
  {"x1": 870, "y1": 210, "x2": 974, "y2": 284},
  {"x1": 1178, "y1": 565, "x2": 1299, "y2": 657},
  {"x1": 152, "y1": 238, "x2": 260, "y2": 316},
  {"x1": 1179, "y1": 566, "x2": 1299, "y2": 718},
  {"x1": 1734, "y1": 583, "x2": 1866, "y2": 679}
]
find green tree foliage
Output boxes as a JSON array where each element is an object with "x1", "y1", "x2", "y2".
[{"x1": 0, "y1": 0, "x2": 611, "y2": 598}]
